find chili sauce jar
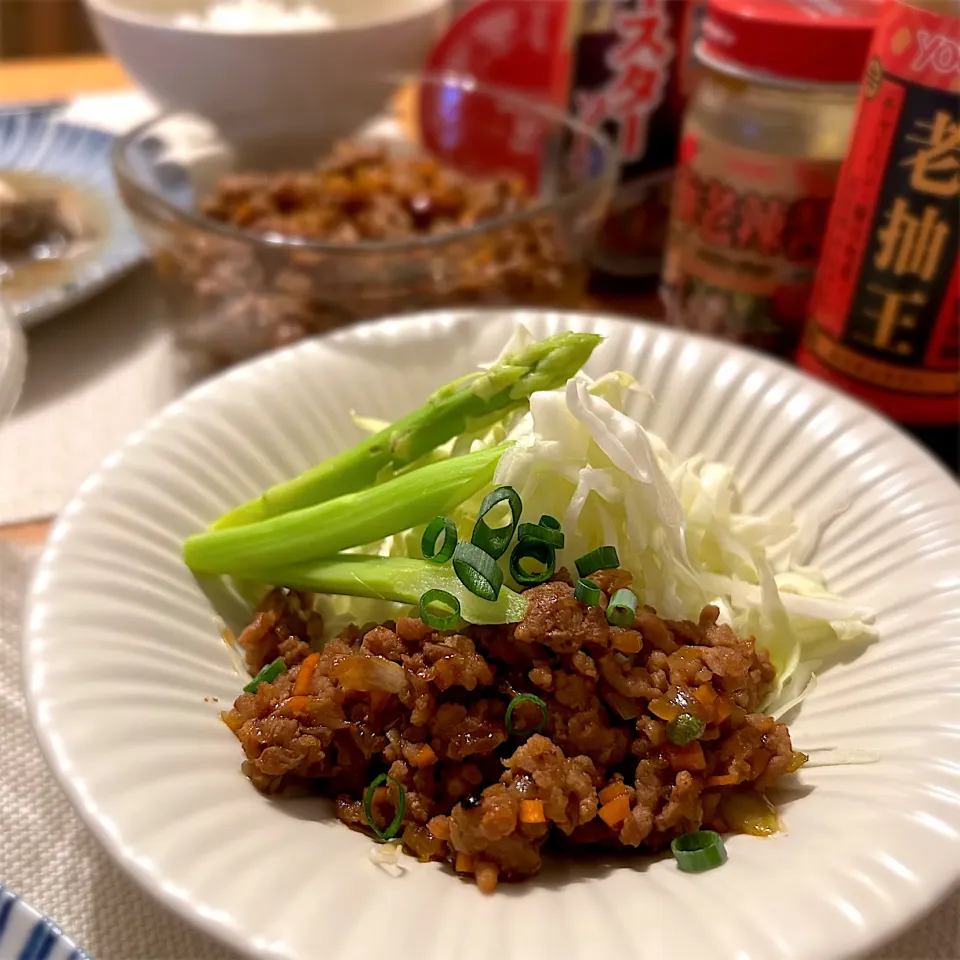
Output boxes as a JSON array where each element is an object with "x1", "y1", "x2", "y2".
[{"x1": 661, "y1": 0, "x2": 879, "y2": 353}]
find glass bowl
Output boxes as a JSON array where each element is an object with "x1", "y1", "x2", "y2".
[{"x1": 112, "y1": 73, "x2": 617, "y2": 366}]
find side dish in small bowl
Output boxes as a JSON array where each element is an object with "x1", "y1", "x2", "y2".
[{"x1": 113, "y1": 75, "x2": 617, "y2": 367}]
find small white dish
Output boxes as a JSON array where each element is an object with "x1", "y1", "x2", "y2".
[
  {"x1": 25, "y1": 309, "x2": 960, "y2": 960},
  {"x1": 0, "y1": 302, "x2": 26, "y2": 424},
  {"x1": 0, "y1": 885, "x2": 87, "y2": 960},
  {"x1": 0, "y1": 105, "x2": 142, "y2": 327},
  {"x1": 83, "y1": 0, "x2": 449, "y2": 124}
]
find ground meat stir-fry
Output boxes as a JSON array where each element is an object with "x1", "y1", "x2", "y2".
[
  {"x1": 201, "y1": 141, "x2": 536, "y2": 242},
  {"x1": 223, "y1": 572, "x2": 804, "y2": 892},
  {"x1": 158, "y1": 142, "x2": 592, "y2": 366}
]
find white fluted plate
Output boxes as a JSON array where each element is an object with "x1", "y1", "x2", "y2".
[{"x1": 25, "y1": 310, "x2": 960, "y2": 960}]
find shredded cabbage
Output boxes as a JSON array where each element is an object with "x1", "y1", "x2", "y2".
[{"x1": 343, "y1": 328, "x2": 876, "y2": 714}]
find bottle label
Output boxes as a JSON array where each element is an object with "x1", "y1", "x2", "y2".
[
  {"x1": 566, "y1": 0, "x2": 700, "y2": 278},
  {"x1": 799, "y1": 0, "x2": 960, "y2": 424},
  {"x1": 662, "y1": 128, "x2": 842, "y2": 351}
]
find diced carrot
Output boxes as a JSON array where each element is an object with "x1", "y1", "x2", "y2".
[
  {"x1": 292, "y1": 652, "x2": 321, "y2": 697},
  {"x1": 694, "y1": 683, "x2": 718, "y2": 720},
  {"x1": 611, "y1": 630, "x2": 642, "y2": 654},
  {"x1": 410, "y1": 743, "x2": 439, "y2": 769},
  {"x1": 598, "y1": 793, "x2": 632, "y2": 828},
  {"x1": 519, "y1": 799, "x2": 546, "y2": 824},
  {"x1": 220, "y1": 710, "x2": 243, "y2": 733},
  {"x1": 276, "y1": 695, "x2": 311, "y2": 717},
  {"x1": 598, "y1": 781, "x2": 628, "y2": 805},
  {"x1": 649, "y1": 696, "x2": 681, "y2": 722},
  {"x1": 668, "y1": 741, "x2": 706, "y2": 772},
  {"x1": 786, "y1": 750, "x2": 809, "y2": 773},
  {"x1": 695, "y1": 683, "x2": 718, "y2": 705},
  {"x1": 713, "y1": 696, "x2": 732, "y2": 724},
  {"x1": 455, "y1": 852, "x2": 475, "y2": 874},
  {"x1": 706, "y1": 773, "x2": 740, "y2": 787}
]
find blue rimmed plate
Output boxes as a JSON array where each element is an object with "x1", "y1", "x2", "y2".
[
  {"x1": 0, "y1": 886, "x2": 87, "y2": 960},
  {"x1": 0, "y1": 104, "x2": 141, "y2": 327}
]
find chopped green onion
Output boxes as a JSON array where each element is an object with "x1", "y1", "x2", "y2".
[
  {"x1": 517, "y1": 522, "x2": 564, "y2": 549},
  {"x1": 421, "y1": 516, "x2": 457, "y2": 564},
  {"x1": 666, "y1": 712, "x2": 706, "y2": 746},
  {"x1": 574, "y1": 578, "x2": 601, "y2": 606},
  {"x1": 575, "y1": 545, "x2": 620, "y2": 578},
  {"x1": 364, "y1": 773, "x2": 407, "y2": 841},
  {"x1": 419, "y1": 589, "x2": 461, "y2": 631},
  {"x1": 606, "y1": 588, "x2": 638, "y2": 626},
  {"x1": 243, "y1": 657, "x2": 285, "y2": 694},
  {"x1": 505, "y1": 693, "x2": 548, "y2": 736},
  {"x1": 238, "y1": 554, "x2": 527, "y2": 625},
  {"x1": 509, "y1": 539, "x2": 556, "y2": 586},
  {"x1": 671, "y1": 830, "x2": 727, "y2": 873},
  {"x1": 452, "y1": 540, "x2": 503, "y2": 601},
  {"x1": 539, "y1": 514, "x2": 560, "y2": 530},
  {"x1": 470, "y1": 486, "x2": 522, "y2": 559}
]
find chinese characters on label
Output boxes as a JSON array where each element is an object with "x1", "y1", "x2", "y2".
[
  {"x1": 663, "y1": 130, "x2": 840, "y2": 350},
  {"x1": 674, "y1": 167, "x2": 832, "y2": 263},
  {"x1": 847, "y1": 98, "x2": 959, "y2": 366},
  {"x1": 575, "y1": 0, "x2": 675, "y2": 162},
  {"x1": 799, "y1": 0, "x2": 960, "y2": 425}
]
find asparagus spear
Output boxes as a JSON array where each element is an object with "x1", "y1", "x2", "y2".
[
  {"x1": 211, "y1": 330, "x2": 602, "y2": 529},
  {"x1": 242, "y1": 555, "x2": 528, "y2": 625},
  {"x1": 184, "y1": 442, "x2": 508, "y2": 575}
]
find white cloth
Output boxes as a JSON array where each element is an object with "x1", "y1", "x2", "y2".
[
  {"x1": 0, "y1": 542, "x2": 957, "y2": 957},
  {"x1": 0, "y1": 269, "x2": 193, "y2": 524}
]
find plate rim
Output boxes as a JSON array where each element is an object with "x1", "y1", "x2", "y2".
[
  {"x1": 0, "y1": 884, "x2": 88, "y2": 960},
  {"x1": 22, "y1": 308, "x2": 960, "y2": 960}
]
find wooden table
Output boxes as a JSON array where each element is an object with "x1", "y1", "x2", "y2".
[
  {"x1": 0, "y1": 54, "x2": 664, "y2": 551},
  {"x1": 0, "y1": 55, "x2": 129, "y2": 104}
]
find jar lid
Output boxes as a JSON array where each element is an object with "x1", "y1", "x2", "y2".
[{"x1": 700, "y1": 0, "x2": 880, "y2": 85}]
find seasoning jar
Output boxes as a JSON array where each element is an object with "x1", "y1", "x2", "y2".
[
  {"x1": 661, "y1": 0, "x2": 879, "y2": 353},
  {"x1": 798, "y1": 0, "x2": 959, "y2": 471}
]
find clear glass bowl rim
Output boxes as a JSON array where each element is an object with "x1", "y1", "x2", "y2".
[{"x1": 111, "y1": 72, "x2": 619, "y2": 258}]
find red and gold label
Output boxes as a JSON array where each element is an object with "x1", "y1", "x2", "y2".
[
  {"x1": 798, "y1": 0, "x2": 960, "y2": 425},
  {"x1": 662, "y1": 128, "x2": 842, "y2": 352}
]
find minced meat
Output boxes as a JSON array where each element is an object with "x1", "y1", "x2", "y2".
[
  {"x1": 158, "y1": 141, "x2": 585, "y2": 366},
  {"x1": 224, "y1": 574, "x2": 803, "y2": 891}
]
